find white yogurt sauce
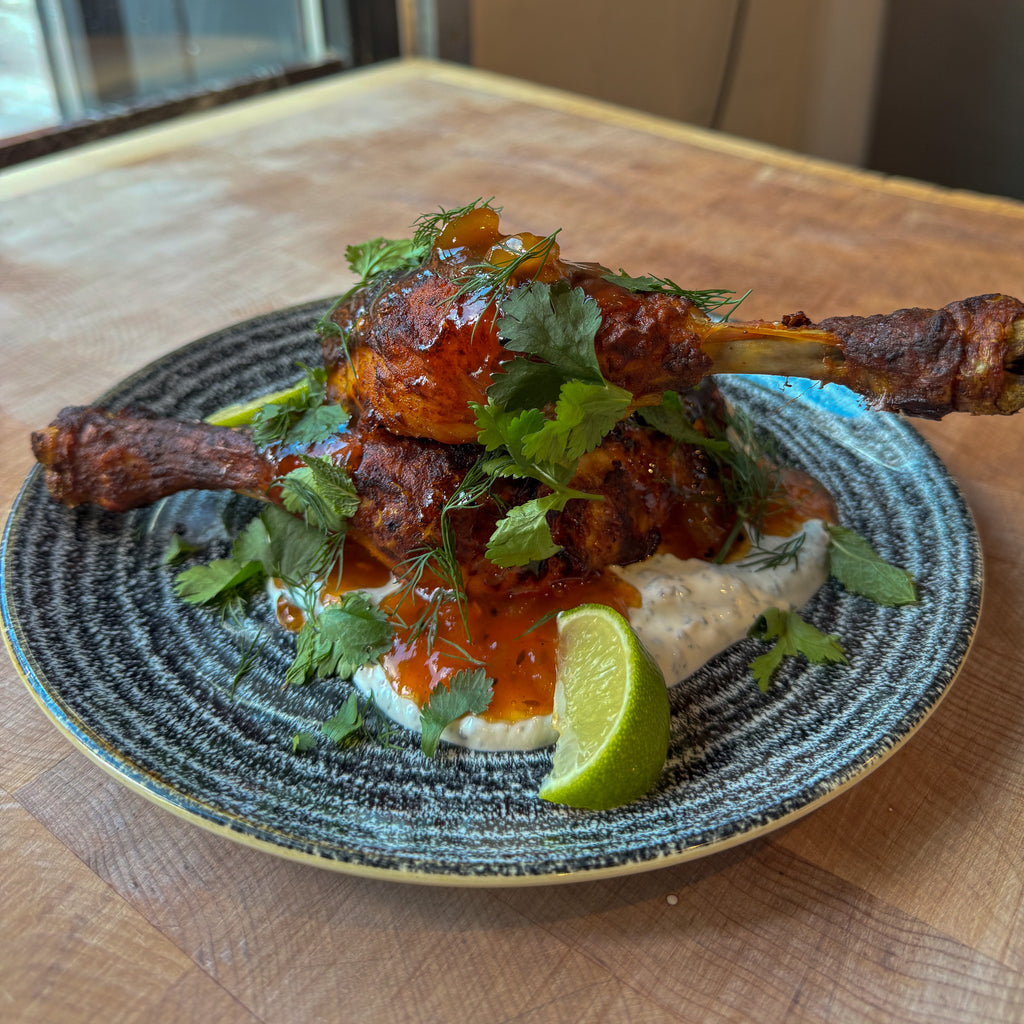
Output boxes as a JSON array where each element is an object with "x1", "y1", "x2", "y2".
[
  {"x1": 615, "y1": 520, "x2": 830, "y2": 686},
  {"x1": 276, "y1": 520, "x2": 830, "y2": 752}
]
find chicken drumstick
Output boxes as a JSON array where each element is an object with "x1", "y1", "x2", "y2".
[{"x1": 327, "y1": 207, "x2": 1024, "y2": 444}]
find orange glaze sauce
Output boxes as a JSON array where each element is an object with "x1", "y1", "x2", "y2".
[
  {"x1": 434, "y1": 206, "x2": 565, "y2": 286},
  {"x1": 762, "y1": 467, "x2": 839, "y2": 537},
  {"x1": 380, "y1": 573, "x2": 639, "y2": 723},
  {"x1": 275, "y1": 541, "x2": 640, "y2": 724}
]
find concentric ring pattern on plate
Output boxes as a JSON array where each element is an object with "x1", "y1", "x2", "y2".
[{"x1": 1, "y1": 301, "x2": 982, "y2": 883}]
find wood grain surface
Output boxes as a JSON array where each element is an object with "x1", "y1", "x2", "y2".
[{"x1": 2, "y1": 59, "x2": 1023, "y2": 1023}]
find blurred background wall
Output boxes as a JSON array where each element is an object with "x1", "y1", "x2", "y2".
[
  {"x1": 468, "y1": 0, "x2": 886, "y2": 169},
  {"x1": 3, "y1": 0, "x2": 1022, "y2": 201}
]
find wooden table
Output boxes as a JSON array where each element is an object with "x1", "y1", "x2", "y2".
[{"x1": 3, "y1": 59, "x2": 1024, "y2": 1023}]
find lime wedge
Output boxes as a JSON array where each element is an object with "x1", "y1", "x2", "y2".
[
  {"x1": 204, "y1": 379, "x2": 310, "y2": 427},
  {"x1": 539, "y1": 604, "x2": 670, "y2": 810}
]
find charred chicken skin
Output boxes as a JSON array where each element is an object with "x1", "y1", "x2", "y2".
[{"x1": 30, "y1": 203, "x2": 1024, "y2": 597}]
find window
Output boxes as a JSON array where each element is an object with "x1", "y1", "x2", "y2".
[{"x1": 1, "y1": 1, "x2": 401, "y2": 158}]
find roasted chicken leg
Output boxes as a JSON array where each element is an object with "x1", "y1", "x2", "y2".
[
  {"x1": 31, "y1": 385, "x2": 744, "y2": 594},
  {"x1": 328, "y1": 208, "x2": 1024, "y2": 443}
]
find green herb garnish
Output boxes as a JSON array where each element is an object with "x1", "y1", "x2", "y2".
[
  {"x1": 230, "y1": 631, "x2": 267, "y2": 696},
  {"x1": 279, "y1": 455, "x2": 360, "y2": 535},
  {"x1": 419, "y1": 668, "x2": 495, "y2": 756},
  {"x1": 826, "y1": 524, "x2": 917, "y2": 606},
  {"x1": 292, "y1": 731, "x2": 317, "y2": 753},
  {"x1": 316, "y1": 198, "x2": 499, "y2": 337},
  {"x1": 232, "y1": 504, "x2": 338, "y2": 584},
  {"x1": 320, "y1": 691, "x2": 366, "y2": 746},
  {"x1": 249, "y1": 364, "x2": 349, "y2": 447},
  {"x1": 293, "y1": 691, "x2": 407, "y2": 753},
  {"x1": 162, "y1": 532, "x2": 204, "y2": 565},
  {"x1": 602, "y1": 269, "x2": 750, "y2": 320},
  {"x1": 739, "y1": 532, "x2": 807, "y2": 573},
  {"x1": 747, "y1": 608, "x2": 847, "y2": 691},
  {"x1": 285, "y1": 592, "x2": 394, "y2": 688},
  {"x1": 639, "y1": 390, "x2": 785, "y2": 562},
  {"x1": 172, "y1": 505, "x2": 334, "y2": 619},
  {"x1": 173, "y1": 557, "x2": 264, "y2": 611},
  {"x1": 412, "y1": 197, "x2": 500, "y2": 252},
  {"x1": 463, "y1": 281, "x2": 634, "y2": 567},
  {"x1": 445, "y1": 230, "x2": 561, "y2": 311},
  {"x1": 636, "y1": 389, "x2": 731, "y2": 456}
]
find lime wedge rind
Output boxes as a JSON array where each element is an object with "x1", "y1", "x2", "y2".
[{"x1": 539, "y1": 604, "x2": 671, "y2": 811}]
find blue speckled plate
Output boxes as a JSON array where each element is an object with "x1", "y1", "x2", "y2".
[{"x1": 1, "y1": 302, "x2": 982, "y2": 885}]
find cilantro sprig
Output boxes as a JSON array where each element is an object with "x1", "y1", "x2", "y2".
[
  {"x1": 249, "y1": 364, "x2": 349, "y2": 447},
  {"x1": 465, "y1": 281, "x2": 633, "y2": 567},
  {"x1": 174, "y1": 449, "x2": 366, "y2": 686},
  {"x1": 747, "y1": 608, "x2": 847, "y2": 691},
  {"x1": 173, "y1": 504, "x2": 333, "y2": 613},
  {"x1": 419, "y1": 668, "x2": 495, "y2": 756},
  {"x1": 293, "y1": 668, "x2": 494, "y2": 758},
  {"x1": 279, "y1": 454, "x2": 360, "y2": 534},
  {"x1": 286, "y1": 592, "x2": 393, "y2": 687},
  {"x1": 293, "y1": 690, "x2": 405, "y2": 752}
]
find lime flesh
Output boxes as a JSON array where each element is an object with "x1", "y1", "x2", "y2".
[{"x1": 538, "y1": 604, "x2": 670, "y2": 810}]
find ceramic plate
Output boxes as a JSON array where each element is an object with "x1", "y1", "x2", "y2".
[{"x1": 2, "y1": 302, "x2": 982, "y2": 885}]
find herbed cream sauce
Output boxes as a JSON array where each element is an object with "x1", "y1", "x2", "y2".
[{"x1": 277, "y1": 521, "x2": 830, "y2": 752}]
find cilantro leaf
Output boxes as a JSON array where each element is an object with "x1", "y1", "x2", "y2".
[
  {"x1": 486, "y1": 357, "x2": 566, "y2": 411},
  {"x1": 747, "y1": 608, "x2": 847, "y2": 692},
  {"x1": 420, "y1": 668, "x2": 494, "y2": 756},
  {"x1": 827, "y1": 525, "x2": 918, "y2": 606},
  {"x1": 174, "y1": 500, "x2": 342, "y2": 610},
  {"x1": 173, "y1": 557, "x2": 264, "y2": 607},
  {"x1": 345, "y1": 236, "x2": 424, "y2": 282},
  {"x1": 249, "y1": 364, "x2": 349, "y2": 447},
  {"x1": 522, "y1": 381, "x2": 632, "y2": 464},
  {"x1": 282, "y1": 404, "x2": 350, "y2": 446},
  {"x1": 292, "y1": 732, "x2": 317, "y2": 753},
  {"x1": 468, "y1": 284, "x2": 630, "y2": 569},
  {"x1": 320, "y1": 691, "x2": 365, "y2": 746},
  {"x1": 485, "y1": 494, "x2": 567, "y2": 567},
  {"x1": 473, "y1": 402, "x2": 547, "y2": 458},
  {"x1": 285, "y1": 593, "x2": 393, "y2": 687},
  {"x1": 279, "y1": 455, "x2": 360, "y2": 534},
  {"x1": 233, "y1": 505, "x2": 335, "y2": 584},
  {"x1": 498, "y1": 281, "x2": 604, "y2": 386}
]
